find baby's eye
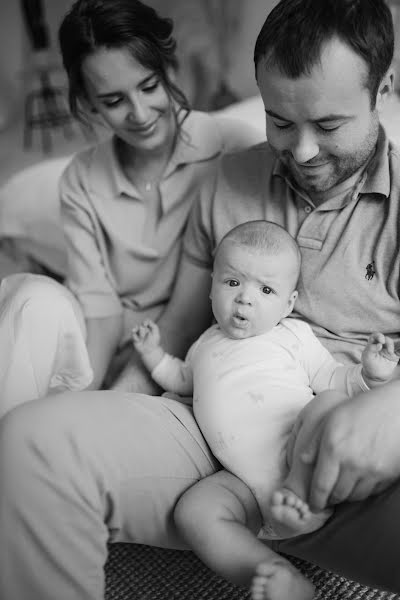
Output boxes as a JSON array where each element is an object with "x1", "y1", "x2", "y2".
[
  {"x1": 227, "y1": 279, "x2": 239, "y2": 287},
  {"x1": 262, "y1": 286, "x2": 273, "y2": 294}
]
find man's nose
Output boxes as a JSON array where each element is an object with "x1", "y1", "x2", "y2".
[{"x1": 290, "y1": 129, "x2": 319, "y2": 164}]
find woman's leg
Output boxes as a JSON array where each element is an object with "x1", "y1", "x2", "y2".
[
  {"x1": 0, "y1": 391, "x2": 218, "y2": 600},
  {"x1": 0, "y1": 273, "x2": 91, "y2": 416}
]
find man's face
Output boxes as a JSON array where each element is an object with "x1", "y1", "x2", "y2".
[{"x1": 256, "y1": 38, "x2": 382, "y2": 199}]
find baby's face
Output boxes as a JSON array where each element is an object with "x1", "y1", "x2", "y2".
[{"x1": 210, "y1": 242, "x2": 298, "y2": 339}]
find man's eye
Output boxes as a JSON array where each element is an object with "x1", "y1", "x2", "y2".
[
  {"x1": 317, "y1": 123, "x2": 341, "y2": 132},
  {"x1": 227, "y1": 280, "x2": 239, "y2": 287},
  {"x1": 274, "y1": 121, "x2": 292, "y2": 130},
  {"x1": 262, "y1": 286, "x2": 273, "y2": 294}
]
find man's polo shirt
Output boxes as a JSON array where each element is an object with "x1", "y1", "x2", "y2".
[
  {"x1": 60, "y1": 110, "x2": 259, "y2": 342},
  {"x1": 184, "y1": 126, "x2": 400, "y2": 364}
]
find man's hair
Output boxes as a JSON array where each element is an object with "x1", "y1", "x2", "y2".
[
  {"x1": 217, "y1": 220, "x2": 301, "y2": 286},
  {"x1": 254, "y1": 0, "x2": 394, "y2": 107}
]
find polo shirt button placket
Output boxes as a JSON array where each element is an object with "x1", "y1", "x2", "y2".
[{"x1": 304, "y1": 205, "x2": 312, "y2": 214}]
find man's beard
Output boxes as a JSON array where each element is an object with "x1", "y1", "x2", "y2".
[{"x1": 278, "y1": 118, "x2": 379, "y2": 195}]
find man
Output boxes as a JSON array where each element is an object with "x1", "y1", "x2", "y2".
[
  {"x1": 1, "y1": 1, "x2": 400, "y2": 599},
  {"x1": 160, "y1": 0, "x2": 400, "y2": 589}
]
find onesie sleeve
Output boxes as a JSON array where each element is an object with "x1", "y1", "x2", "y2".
[
  {"x1": 151, "y1": 338, "x2": 200, "y2": 395},
  {"x1": 297, "y1": 321, "x2": 370, "y2": 396}
]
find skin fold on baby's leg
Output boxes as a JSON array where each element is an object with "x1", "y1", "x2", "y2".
[
  {"x1": 174, "y1": 469, "x2": 315, "y2": 600},
  {"x1": 268, "y1": 390, "x2": 348, "y2": 539}
]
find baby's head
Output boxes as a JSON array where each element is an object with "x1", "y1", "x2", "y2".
[{"x1": 210, "y1": 220, "x2": 301, "y2": 339}]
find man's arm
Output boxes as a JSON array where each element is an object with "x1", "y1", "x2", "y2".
[{"x1": 157, "y1": 255, "x2": 213, "y2": 358}]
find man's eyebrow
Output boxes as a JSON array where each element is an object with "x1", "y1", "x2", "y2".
[
  {"x1": 265, "y1": 109, "x2": 353, "y2": 122},
  {"x1": 96, "y1": 74, "x2": 157, "y2": 98}
]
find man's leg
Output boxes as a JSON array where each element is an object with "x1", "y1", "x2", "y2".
[
  {"x1": 276, "y1": 483, "x2": 400, "y2": 593},
  {"x1": 0, "y1": 391, "x2": 218, "y2": 600}
]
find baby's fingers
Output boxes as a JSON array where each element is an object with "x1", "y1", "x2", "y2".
[
  {"x1": 381, "y1": 336, "x2": 399, "y2": 361},
  {"x1": 368, "y1": 332, "x2": 385, "y2": 346}
]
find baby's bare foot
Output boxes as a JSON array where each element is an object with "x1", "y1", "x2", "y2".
[
  {"x1": 268, "y1": 488, "x2": 332, "y2": 538},
  {"x1": 251, "y1": 559, "x2": 315, "y2": 600}
]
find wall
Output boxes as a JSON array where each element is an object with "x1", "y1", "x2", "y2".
[{"x1": 0, "y1": 0, "x2": 280, "y2": 126}]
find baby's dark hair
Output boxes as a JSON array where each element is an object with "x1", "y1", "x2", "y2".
[{"x1": 218, "y1": 220, "x2": 301, "y2": 287}]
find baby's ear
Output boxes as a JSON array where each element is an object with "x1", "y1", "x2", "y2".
[
  {"x1": 209, "y1": 272, "x2": 214, "y2": 300},
  {"x1": 285, "y1": 290, "x2": 298, "y2": 317}
]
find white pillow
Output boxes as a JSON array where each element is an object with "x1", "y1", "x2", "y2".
[{"x1": 0, "y1": 156, "x2": 72, "y2": 276}]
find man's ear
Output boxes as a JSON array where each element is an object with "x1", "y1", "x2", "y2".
[
  {"x1": 375, "y1": 68, "x2": 394, "y2": 112},
  {"x1": 283, "y1": 290, "x2": 298, "y2": 318}
]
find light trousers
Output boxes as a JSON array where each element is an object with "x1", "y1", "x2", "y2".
[{"x1": 0, "y1": 273, "x2": 91, "y2": 416}]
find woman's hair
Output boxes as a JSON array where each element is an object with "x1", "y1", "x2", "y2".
[
  {"x1": 58, "y1": 0, "x2": 190, "y2": 123},
  {"x1": 254, "y1": 0, "x2": 394, "y2": 109}
]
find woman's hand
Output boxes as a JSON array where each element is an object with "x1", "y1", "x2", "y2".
[{"x1": 287, "y1": 381, "x2": 400, "y2": 511}]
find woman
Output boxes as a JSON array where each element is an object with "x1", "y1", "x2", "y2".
[{"x1": 0, "y1": 0, "x2": 259, "y2": 413}]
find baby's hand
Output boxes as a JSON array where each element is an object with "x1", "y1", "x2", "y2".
[
  {"x1": 132, "y1": 319, "x2": 161, "y2": 356},
  {"x1": 361, "y1": 332, "x2": 399, "y2": 386}
]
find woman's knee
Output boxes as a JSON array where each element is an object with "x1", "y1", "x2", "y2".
[{"x1": 1, "y1": 273, "x2": 71, "y2": 315}]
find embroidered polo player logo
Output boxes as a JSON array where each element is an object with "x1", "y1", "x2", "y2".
[{"x1": 365, "y1": 260, "x2": 375, "y2": 281}]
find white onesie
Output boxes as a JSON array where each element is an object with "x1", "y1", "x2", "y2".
[{"x1": 152, "y1": 318, "x2": 368, "y2": 523}]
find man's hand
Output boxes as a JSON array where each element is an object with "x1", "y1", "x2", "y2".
[
  {"x1": 361, "y1": 332, "x2": 399, "y2": 387},
  {"x1": 286, "y1": 381, "x2": 400, "y2": 512}
]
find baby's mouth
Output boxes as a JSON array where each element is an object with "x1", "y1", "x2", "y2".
[{"x1": 232, "y1": 313, "x2": 249, "y2": 327}]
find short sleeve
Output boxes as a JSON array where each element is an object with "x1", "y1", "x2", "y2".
[{"x1": 182, "y1": 159, "x2": 219, "y2": 269}]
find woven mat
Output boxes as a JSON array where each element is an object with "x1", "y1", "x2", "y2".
[{"x1": 105, "y1": 543, "x2": 400, "y2": 600}]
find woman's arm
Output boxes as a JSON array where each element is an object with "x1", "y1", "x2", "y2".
[{"x1": 85, "y1": 314, "x2": 123, "y2": 390}]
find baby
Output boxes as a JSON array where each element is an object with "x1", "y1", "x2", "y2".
[{"x1": 133, "y1": 220, "x2": 398, "y2": 600}]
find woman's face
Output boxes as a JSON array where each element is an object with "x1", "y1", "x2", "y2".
[{"x1": 82, "y1": 47, "x2": 176, "y2": 152}]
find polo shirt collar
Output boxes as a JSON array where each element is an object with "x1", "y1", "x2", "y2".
[
  {"x1": 360, "y1": 125, "x2": 390, "y2": 197},
  {"x1": 272, "y1": 124, "x2": 390, "y2": 201},
  {"x1": 89, "y1": 137, "x2": 133, "y2": 198},
  {"x1": 88, "y1": 110, "x2": 222, "y2": 197}
]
